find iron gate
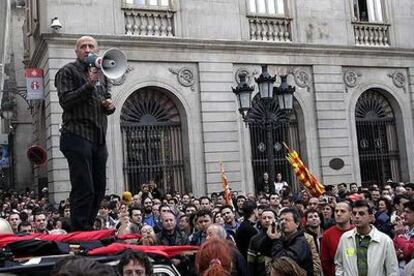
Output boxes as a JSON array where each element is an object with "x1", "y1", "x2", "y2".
[
  {"x1": 356, "y1": 90, "x2": 400, "y2": 186},
  {"x1": 248, "y1": 96, "x2": 301, "y2": 194},
  {"x1": 120, "y1": 88, "x2": 186, "y2": 194}
]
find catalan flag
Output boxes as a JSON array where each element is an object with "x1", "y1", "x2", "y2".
[
  {"x1": 220, "y1": 161, "x2": 233, "y2": 207},
  {"x1": 284, "y1": 143, "x2": 325, "y2": 197}
]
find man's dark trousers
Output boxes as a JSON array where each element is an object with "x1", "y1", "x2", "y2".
[{"x1": 60, "y1": 133, "x2": 108, "y2": 231}]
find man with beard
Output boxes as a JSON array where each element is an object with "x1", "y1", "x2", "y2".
[
  {"x1": 142, "y1": 197, "x2": 156, "y2": 227},
  {"x1": 320, "y1": 201, "x2": 353, "y2": 276},
  {"x1": 248, "y1": 209, "x2": 276, "y2": 275},
  {"x1": 335, "y1": 200, "x2": 398, "y2": 276}
]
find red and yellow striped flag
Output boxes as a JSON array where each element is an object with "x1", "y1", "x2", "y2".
[
  {"x1": 284, "y1": 144, "x2": 325, "y2": 197},
  {"x1": 220, "y1": 161, "x2": 233, "y2": 207}
]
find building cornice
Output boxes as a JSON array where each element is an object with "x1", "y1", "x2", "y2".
[{"x1": 30, "y1": 33, "x2": 414, "y2": 67}]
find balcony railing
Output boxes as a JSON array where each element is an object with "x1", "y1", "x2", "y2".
[
  {"x1": 353, "y1": 21, "x2": 390, "y2": 47},
  {"x1": 122, "y1": 5, "x2": 175, "y2": 37},
  {"x1": 247, "y1": 15, "x2": 292, "y2": 42}
]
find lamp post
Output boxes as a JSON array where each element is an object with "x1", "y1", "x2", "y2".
[
  {"x1": 233, "y1": 65, "x2": 295, "y2": 192},
  {"x1": 0, "y1": 98, "x2": 15, "y2": 190}
]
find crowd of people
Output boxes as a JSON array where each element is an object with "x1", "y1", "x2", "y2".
[{"x1": 0, "y1": 178, "x2": 414, "y2": 276}]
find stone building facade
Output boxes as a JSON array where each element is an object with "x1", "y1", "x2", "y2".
[{"x1": 15, "y1": 0, "x2": 414, "y2": 202}]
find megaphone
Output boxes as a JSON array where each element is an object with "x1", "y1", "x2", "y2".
[{"x1": 86, "y1": 48, "x2": 127, "y2": 80}]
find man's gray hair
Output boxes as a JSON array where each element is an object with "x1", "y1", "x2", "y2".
[{"x1": 208, "y1": 224, "x2": 227, "y2": 239}]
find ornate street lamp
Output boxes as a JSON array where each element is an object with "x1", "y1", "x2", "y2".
[
  {"x1": 275, "y1": 75, "x2": 295, "y2": 111},
  {"x1": 255, "y1": 65, "x2": 276, "y2": 99},
  {"x1": 0, "y1": 100, "x2": 15, "y2": 120},
  {"x1": 232, "y1": 73, "x2": 254, "y2": 121},
  {"x1": 232, "y1": 65, "x2": 296, "y2": 194}
]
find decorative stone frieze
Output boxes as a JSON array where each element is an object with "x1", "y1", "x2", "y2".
[
  {"x1": 169, "y1": 67, "x2": 196, "y2": 91},
  {"x1": 387, "y1": 71, "x2": 407, "y2": 93},
  {"x1": 343, "y1": 70, "x2": 362, "y2": 93}
]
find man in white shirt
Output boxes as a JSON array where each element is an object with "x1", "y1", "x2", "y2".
[{"x1": 335, "y1": 200, "x2": 398, "y2": 276}]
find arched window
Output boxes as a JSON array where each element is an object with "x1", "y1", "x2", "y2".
[
  {"x1": 248, "y1": 96, "x2": 302, "y2": 193},
  {"x1": 355, "y1": 90, "x2": 400, "y2": 186},
  {"x1": 120, "y1": 87, "x2": 188, "y2": 194}
]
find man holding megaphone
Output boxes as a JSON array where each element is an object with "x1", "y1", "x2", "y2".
[{"x1": 55, "y1": 35, "x2": 116, "y2": 231}]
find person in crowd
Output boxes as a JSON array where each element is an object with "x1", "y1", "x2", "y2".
[
  {"x1": 235, "y1": 200, "x2": 258, "y2": 259},
  {"x1": 269, "y1": 256, "x2": 307, "y2": 276},
  {"x1": 97, "y1": 201, "x2": 117, "y2": 229},
  {"x1": 205, "y1": 224, "x2": 249, "y2": 276},
  {"x1": 142, "y1": 197, "x2": 156, "y2": 227},
  {"x1": 392, "y1": 195, "x2": 410, "y2": 225},
  {"x1": 128, "y1": 206, "x2": 143, "y2": 234},
  {"x1": 195, "y1": 238, "x2": 232, "y2": 276},
  {"x1": 118, "y1": 249, "x2": 153, "y2": 276},
  {"x1": 51, "y1": 256, "x2": 115, "y2": 276},
  {"x1": 320, "y1": 201, "x2": 353, "y2": 276},
  {"x1": 184, "y1": 204, "x2": 197, "y2": 217},
  {"x1": 17, "y1": 220, "x2": 33, "y2": 234},
  {"x1": 337, "y1": 183, "x2": 348, "y2": 202},
  {"x1": 200, "y1": 196, "x2": 212, "y2": 211},
  {"x1": 261, "y1": 172, "x2": 272, "y2": 194},
  {"x1": 213, "y1": 211, "x2": 225, "y2": 226},
  {"x1": 335, "y1": 200, "x2": 398, "y2": 276},
  {"x1": 307, "y1": 197, "x2": 319, "y2": 211},
  {"x1": 274, "y1": 173, "x2": 288, "y2": 195},
  {"x1": 264, "y1": 207, "x2": 314, "y2": 276},
  {"x1": 220, "y1": 205, "x2": 239, "y2": 238},
  {"x1": 235, "y1": 195, "x2": 246, "y2": 219},
  {"x1": 304, "y1": 209, "x2": 323, "y2": 252},
  {"x1": 190, "y1": 209, "x2": 213, "y2": 246},
  {"x1": 370, "y1": 188, "x2": 381, "y2": 207},
  {"x1": 394, "y1": 200, "x2": 414, "y2": 274},
  {"x1": 156, "y1": 210, "x2": 189, "y2": 273},
  {"x1": 247, "y1": 209, "x2": 276, "y2": 275},
  {"x1": 349, "y1": 182, "x2": 359, "y2": 193},
  {"x1": 148, "y1": 179, "x2": 163, "y2": 200},
  {"x1": 269, "y1": 193, "x2": 281, "y2": 215},
  {"x1": 140, "y1": 225, "x2": 157, "y2": 245},
  {"x1": 320, "y1": 203, "x2": 335, "y2": 229},
  {"x1": 33, "y1": 212, "x2": 49, "y2": 234},
  {"x1": 55, "y1": 35, "x2": 115, "y2": 231},
  {"x1": 179, "y1": 214, "x2": 192, "y2": 236},
  {"x1": 8, "y1": 212, "x2": 21, "y2": 233},
  {"x1": 375, "y1": 197, "x2": 393, "y2": 237}
]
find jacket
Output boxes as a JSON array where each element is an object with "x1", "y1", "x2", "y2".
[
  {"x1": 235, "y1": 219, "x2": 258, "y2": 259},
  {"x1": 271, "y1": 229, "x2": 314, "y2": 276},
  {"x1": 334, "y1": 225, "x2": 398, "y2": 276}
]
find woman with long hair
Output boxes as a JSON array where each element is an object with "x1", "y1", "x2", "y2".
[{"x1": 195, "y1": 238, "x2": 232, "y2": 276}]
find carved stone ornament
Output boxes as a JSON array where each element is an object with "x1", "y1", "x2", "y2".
[
  {"x1": 108, "y1": 65, "x2": 135, "y2": 86},
  {"x1": 235, "y1": 68, "x2": 260, "y2": 85},
  {"x1": 293, "y1": 68, "x2": 312, "y2": 92},
  {"x1": 343, "y1": 70, "x2": 361, "y2": 88},
  {"x1": 387, "y1": 71, "x2": 406, "y2": 92},
  {"x1": 169, "y1": 67, "x2": 195, "y2": 91}
]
